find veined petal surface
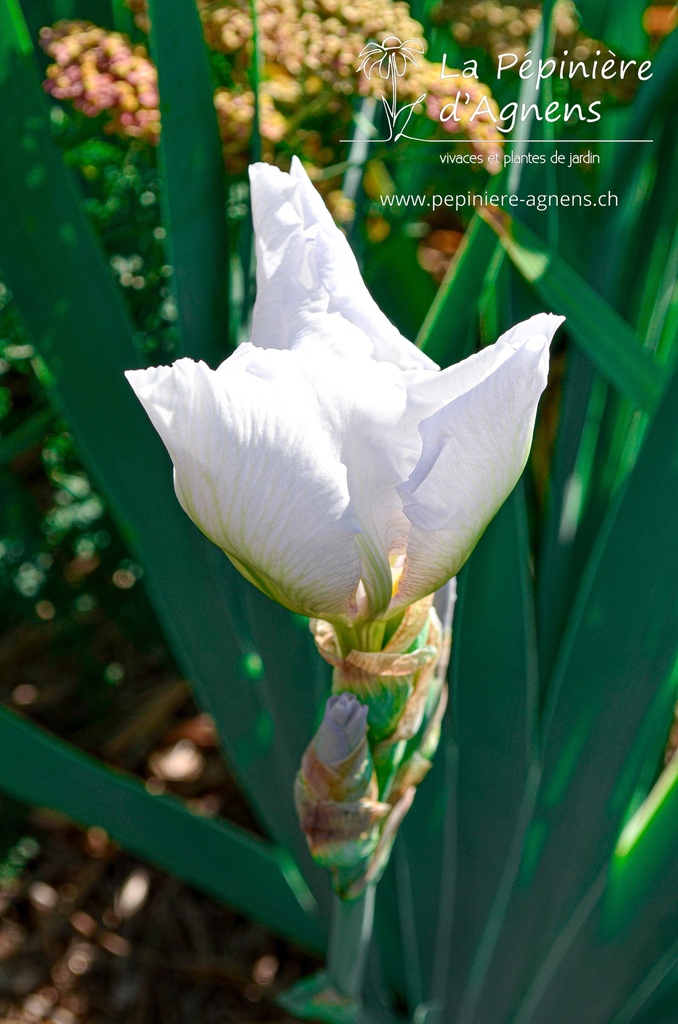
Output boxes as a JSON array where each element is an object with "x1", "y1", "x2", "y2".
[
  {"x1": 394, "y1": 314, "x2": 563, "y2": 607},
  {"x1": 126, "y1": 357, "x2": 365, "y2": 621}
]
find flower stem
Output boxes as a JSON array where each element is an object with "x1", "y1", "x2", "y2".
[
  {"x1": 334, "y1": 619, "x2": 387, "y2": 657},
  {"x1": 327, "y1": 884, "x2": 376, "y2": 1001}
]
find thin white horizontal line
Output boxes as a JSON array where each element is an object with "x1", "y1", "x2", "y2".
[
  {"x1": 341, "y1": 138, "x2": 653, "y2": 144},
  {"x1": 505, "y1": 139, "x2": 652, "y2": 143}
]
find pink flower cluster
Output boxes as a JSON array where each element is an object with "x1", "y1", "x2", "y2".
[{"x1": 40, "y1": 21, "x2": 160, "y2": 145}]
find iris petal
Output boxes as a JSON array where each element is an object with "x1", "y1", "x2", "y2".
[
  {"x1": 126, "y1": 357, "x2": 365, "y2": 621},
  {"x1": 249, "y1": 159, "x2": 438, "y2": 371},
  {"x1": 394, "y1": 315, "x2": 562, "y2": 607}
]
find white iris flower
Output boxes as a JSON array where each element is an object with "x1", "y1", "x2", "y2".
[{"x1": 127, "y1": 158, "x2": 562, "y2": 625}]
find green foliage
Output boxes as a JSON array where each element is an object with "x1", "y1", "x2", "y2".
[
  {"x1": 417, "y1": 214, "x2": 501, "y2": 366},
  {"x1": 147, "y1": 0, "x2": 230, "y2": 363},
  {"x1": 0, "y1": 703, "x2": 324, "y2": 949},
  {"x1": 576, "y1": 0, "x2": 650, "y2": 60},
  {"x1": 0, "y1": 0, "x2": 330, "y2": 916},
  {"x1": 1, "y1": 0, "x2": 678, "y2": 1022}
]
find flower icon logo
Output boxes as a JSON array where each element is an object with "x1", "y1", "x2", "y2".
[
  {"x1": 357, "y1": 36, "x2": 425, "y2": 79},
  {"x1": 356, "y1": 36, "x2": 426, "y2": 141}
]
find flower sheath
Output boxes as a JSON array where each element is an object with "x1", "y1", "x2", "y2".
[{"x1": 297, "y1": 589, "x2": 453, "y2": 898}]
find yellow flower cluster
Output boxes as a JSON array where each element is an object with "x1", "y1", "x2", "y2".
[
  {"x1": 125, "y1": 0, "x2": 151, "y2": 34},
  {"x1": 201, "y1": 0, "x2": 420, "y2": 89},
  {"x1": 213, "y1": 87, "x2": 288, "y2": 173},
  {"x1": 40, "y1": 21, "x2": 160, "y2": 145},
  {"x1": 200, "y1": 0, "x2": 503, "y2": 166},
  {"x1": 433, "y1": 0, "x2": 637, "y2": 103},
  {"x1": 434, "y1": 0, "x2": 545, "y2": 60}
]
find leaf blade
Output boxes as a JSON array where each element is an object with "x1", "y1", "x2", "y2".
[
  {"x1": 486, "y1": 212, "x2": 665, "y2": 412},
  {"x1": 0, "y1": 0, "x2": 329, "y2": 907},
  {"x1": 147, "y1": 0, "x2": 230, "y2": 364},
  {"x1": 0, "y1": 704, "x2": 324, "y2": 951}
]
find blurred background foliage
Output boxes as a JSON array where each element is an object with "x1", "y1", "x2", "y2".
[{"x1": 1, "y1": 0, "x2": 678, "y2": 1021}]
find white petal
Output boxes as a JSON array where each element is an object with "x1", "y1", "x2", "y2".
[
  {"x1": 234, "y1": 327, "x2": 437, "y2": 619},
  {"x1": 125, "y1": 357, "x2": 366, "y2": 621},
  {"x1": 287, "y1": 336, "x2": 416, "y2": 614},
  {"x1": 404, "y1": 313, "x2": 563, "y2": 416},
  {"x1": 248, "y1": 159, "x2": 437, "y2": 371},
  {"x1": 394, "y1": 314, "x2": 562, "y2": 606}
]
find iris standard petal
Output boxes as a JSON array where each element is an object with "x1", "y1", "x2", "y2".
[
  {"x1": 394, "y1": 314, "x2": 562, "y2": 607},
  {"x1": 125, "y1": 356, "x2": 367, "y2": 621},
  {"x1": 234, "y1": 338, "x2": 410, "y2": 621},
  {"x1": 248, "y1": 159, "x2": 437, "y2": 371},
  {"x1": 256, "y1": 334, "x2": 418, "y2": 619}
]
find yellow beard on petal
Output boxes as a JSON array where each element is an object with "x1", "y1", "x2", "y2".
[{"x1": 388, "y1": 543, "x2": 407, "y2": 600}]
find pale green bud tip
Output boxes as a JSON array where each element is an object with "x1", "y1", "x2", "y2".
[{"x1": 314, "y1": 693, "x2": 369, "y2": 766}]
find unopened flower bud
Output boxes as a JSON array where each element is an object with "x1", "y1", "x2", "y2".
[
  {"x1": 294, "y1": 694, "x2": 389, "y2": 896},
  {"x1": 298, "y1": 692, "x2": 374, "y2": 805},
  {"x1": 314, "y1": 693, "x2": 368, "y2": 765}
]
